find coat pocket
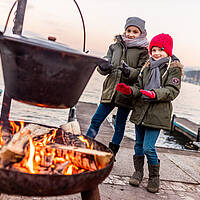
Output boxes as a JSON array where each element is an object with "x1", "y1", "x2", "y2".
[{"x1": 114, "y1": 91, "x2": 135, "y2": 109}]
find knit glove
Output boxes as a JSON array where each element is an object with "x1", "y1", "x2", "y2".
[
  {"x1": 99, "y1": 61, "x2": 113, "y2": 71},
  {"x1": 115, "y1": 83, "x2": 132, "y2": 95},
  {"x1": 140, "y1": 89, "x2": 156, "y2": 99},
  {"x1": 118, "y1": 60, "x2": 130, "y2": 77}
]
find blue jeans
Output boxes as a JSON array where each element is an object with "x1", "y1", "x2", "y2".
[
  {"x1": 86, "y1": 103, "x2": 130, "y2": 145},
  {"x1": 134, "y1": 124, "x2": 160, "y2": 165}
]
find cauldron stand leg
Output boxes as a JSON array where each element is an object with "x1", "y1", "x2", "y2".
[
  {"x1": 81, "y1": 186, "x2": 100, "y2": 200},
  {"x1": 0, "y1": 90, "x2": 11, "y2": 126}
]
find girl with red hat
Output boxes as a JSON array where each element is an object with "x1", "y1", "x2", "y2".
[{"x1": 116, "y1": 33, "x2": 183, "y2": 193}]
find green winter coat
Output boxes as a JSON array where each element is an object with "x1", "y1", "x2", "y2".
[
  {"x1": 129, "y1": 59, "x2": 183, "y2": 130},
  {"x1": 97, "y1": 35, "x2": 149, "y2": 109}
]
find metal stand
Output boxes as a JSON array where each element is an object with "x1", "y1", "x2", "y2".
[
  {"x1": 81, "y1": 186, "x2": 100, "y2": 200},
  {"x1": 12, "y1": 0, "x2": 27, "y2": 35},
  {"x1": 0, "y1": 0, "x2": 27, "y2": 124},
  {"x1": 0, "y1": 90, "x2": 11, "y2": 126},
  {"x1": 68, "y1": 106, "x2": 77, "y2": 122}
]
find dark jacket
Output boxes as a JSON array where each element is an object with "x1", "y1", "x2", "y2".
[
  {"x1": 129, "y1": 59, "x2": 183, "y2": 130},
  {"x1": 97, "y1": 35, "x2": 149, "y2": 109}
]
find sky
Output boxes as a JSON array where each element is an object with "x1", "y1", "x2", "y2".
[{"x1": 0, "y1": 0, "x2": 200, "y2": 67}]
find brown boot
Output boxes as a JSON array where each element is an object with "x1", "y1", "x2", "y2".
[
  {"x1": 129, "y1": 155, "x2": 144, "y2": 187},
  {"x1": 147, "y1": 161, "x2": 160, "y2": 193}
]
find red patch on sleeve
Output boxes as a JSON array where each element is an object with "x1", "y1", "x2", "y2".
[{"x1": 172, "y1": 77, "x2": 180, "y2": 85}]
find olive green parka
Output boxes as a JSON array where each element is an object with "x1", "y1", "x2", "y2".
[
  {"x1": 129, "y1": 58, "x2": 183, "y2": 130},
  {"x1": 97, "y1": 35, "x2": 149, "y2": 109}
]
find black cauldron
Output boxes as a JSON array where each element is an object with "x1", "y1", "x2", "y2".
[{"x1": 0, "y1": 33, "x2": 106, "y2": 108}]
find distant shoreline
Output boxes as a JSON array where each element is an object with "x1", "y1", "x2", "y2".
[{"x1": 182, "y1": 80, "x2": 200, "y2": 86}]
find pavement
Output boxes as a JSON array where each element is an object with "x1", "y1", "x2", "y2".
[
  {"x1": 76, "y1": 102, "x2": 200, "y2": 200},
  {"x1": 0, "y1": 101, "x2": 200, "y2": 200}
]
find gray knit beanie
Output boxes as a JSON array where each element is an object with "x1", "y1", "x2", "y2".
[{"x1": 124, "y1": 17, "x2": 145, "y2": 33}]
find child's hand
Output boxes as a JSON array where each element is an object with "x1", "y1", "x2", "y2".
[
  {"x1": 140, "y1": 89, "x2": 156, "y2": 99},
  {"x1": 116, "y1": 83, "x2": 132, "y2": 95},
  {"x1": 118, "y1": 60, "x2": 130, "y2": 77},
  {"x1": 99, "y1": 61, "x2": 113, "y2": 71}
]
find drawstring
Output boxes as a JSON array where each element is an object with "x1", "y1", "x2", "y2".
[
  {"x1": 139, "y1": 60, "x2": 149, "y2": 77},
  {"x1": 162, "y1": 56, "x2": 172, "y2": 78}
]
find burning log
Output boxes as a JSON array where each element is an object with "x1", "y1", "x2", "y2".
[
  {"x1": 0, "y1": 124, "x2": 52, "y2": 167},
  {"x1": 0, "y1": 120, "x2": 82, "y2": 167},
  {"x1": 47, "y1": 143, "x2": 113, "y2": 170},
  {"x1": 10, "y1": 143, "x2": 112, "y2": 174},
  {"x1": 0, "y1": 122, "x2": 113, "y2": 174}
]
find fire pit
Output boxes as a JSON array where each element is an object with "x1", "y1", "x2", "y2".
[{"x1": 0, "y1": 121, "x2": 114, "y2": 199}]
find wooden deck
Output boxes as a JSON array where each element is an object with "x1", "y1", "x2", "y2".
[{"x1": 171, "y1": 114, "x2": 200, "y2": 142}]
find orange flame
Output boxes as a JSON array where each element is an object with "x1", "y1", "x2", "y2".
[
  {"x1": 0, "y1": 126, "x2": 5, "y2": 147},
  {"x1": 78, "y1": 135, "x2": 94, "y2": 150},
  {"x1": 26, "y1": 137, "x2": 35, "y2": 173},
  {"x1": 0, "y1": 121, "x2": 25, "y2": 148},
  {"x1": 10, "y1": 121, "x2": 25, "y2": 135},
  {"x1": 16, "y1": 130, "x2": 58, "y2": 174},
  {"x1": 10, "y1": 127, "x2": 101, "y2": 175}
]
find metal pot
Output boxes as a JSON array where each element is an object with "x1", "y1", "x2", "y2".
[{"x1": 0, "y1": 33, "x2": 105, "y2": 108}]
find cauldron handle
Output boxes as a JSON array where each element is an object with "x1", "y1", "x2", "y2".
[{"x1": 3, "y1": 0, "x2": 87, "y2": 53}]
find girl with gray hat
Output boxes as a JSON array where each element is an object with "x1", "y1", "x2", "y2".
[{"x1": 86, "y1": 16, "x2": 149, "y2": 160}]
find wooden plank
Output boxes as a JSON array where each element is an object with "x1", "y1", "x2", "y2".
[
  {"x1": 172, "y1": 115, "x2": 200, "y2": 141},
  {"x1": 193, "y1": 141, "x2": 200, "y2": 149},
  {"x1": 174, "y1": 121, "x2": 197, "y2": 139},
  {"x1": 175, "y1": 117, "x2": 199, "y2": 133}
]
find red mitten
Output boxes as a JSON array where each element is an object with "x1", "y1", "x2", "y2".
[
  {"x1": 140, "y1": 89, "x2": 156, "y2": 99},
  {"x1": 116, "y1": 83, "x2": 132, "y2": 95}
]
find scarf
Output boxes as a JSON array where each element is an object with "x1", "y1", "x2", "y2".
[
  {"x1": 144, "y1": 57, "x2": 170, "y2": 91},
  {"x1": 121, "y1": 29, "x2": 148, "y2": 48},
  {"x1": 142, "y1": 57, "x2": 170, "y2": 100}
]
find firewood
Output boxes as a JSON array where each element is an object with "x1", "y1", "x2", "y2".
[
  {"x1": 47, "y1": 143, "x2": 113, "y2": 170},
  {"x1": 0, "y1": 124, "x2": 52, "y2": 167},
  {"x1": 60, "y1": 121, "x2": 81, "y2": 135}
]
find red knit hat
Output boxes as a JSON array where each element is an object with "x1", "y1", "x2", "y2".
[{"x1": 149, "y1": 33, "x2": 173, "y2": 56}]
